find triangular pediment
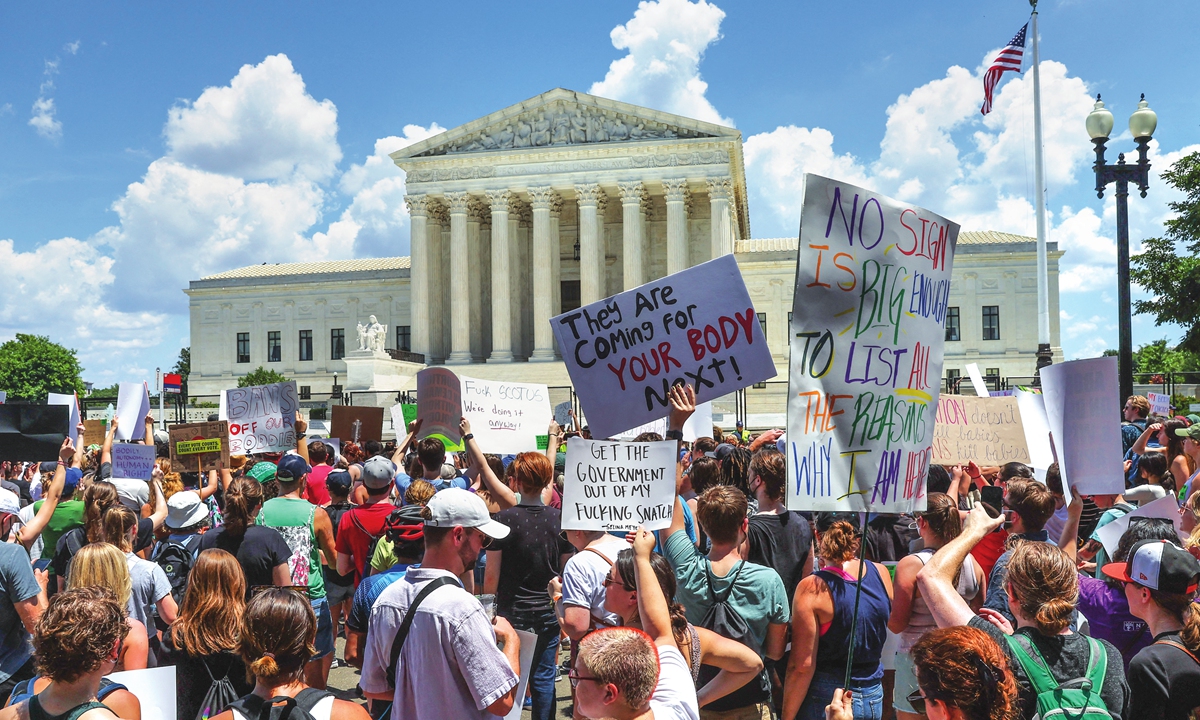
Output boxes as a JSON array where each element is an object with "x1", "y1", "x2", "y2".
[{"x1": 392, "y1": 88, "x2": 738, "y2": 160}]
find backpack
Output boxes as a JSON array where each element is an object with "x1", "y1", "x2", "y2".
[
  {"x1": 350, "y1": 508, "x2": 386, "y2": 566},
  {"x1": 695, "y1": 560, "x2": 771, "y2": 710},
  {"x1": 1004, "y1": 633, "x2": 1112, "y2": 720},
  {"x1": 226, "y1": 688, "x2": 331, "y2": 720},
  {"x1": 153, "y1": 535, "x2": 200, "y2": 605},
  {"x1": 194, "y1": 656, "x2": 241, "y2": 720}
]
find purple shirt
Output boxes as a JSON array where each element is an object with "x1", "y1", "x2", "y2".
[{"x1": 1077, "y1": 574, "x2": 1149, "y2": 670}]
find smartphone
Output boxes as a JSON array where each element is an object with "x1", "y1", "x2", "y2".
[
  {"x1": 980, "y1": 485, "x2": 1003, "y2": 520},
  {"x1": 32, "y1": 559, "x2": 51, "y2": 572}
]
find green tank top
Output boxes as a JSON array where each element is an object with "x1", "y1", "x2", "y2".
[
  {"x1": 258, "y1": 497, "x2": 325, "y2": 599},
  {"x1": 29, "y1": 694, "x2": 107, "y2": 720}
]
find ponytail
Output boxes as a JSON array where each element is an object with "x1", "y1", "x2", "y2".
[
  {"x1": 1006, "y1": 543, "x2": 1078, "y2": 636},
  {"x1": 83, "y1": 483, "x2": 120, "y2": 544},
  {"x1": 818, "y1": 520, "x2": 861, "y2": 565},
  {"x1": 223, "y1": 478, "x2": 263, "y2": 539},
  {"x1": 102, "y1": 505, "x2": 137, "y2": 552}
]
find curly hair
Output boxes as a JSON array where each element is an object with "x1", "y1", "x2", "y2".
[
  {"x1": 1005, "y1": 542, "x2": 1078, "y2": 635},
  {"x1": 912, "y1": 626, "x2": 1017, "y2": 720},
  {"x1": 404, "y1": 479, "x2": 436, "y2": 507},
  {"x1": 34, "y1": 585, "x2": 128, "y2": 683},
  {"x1": 240, "y1": 587, "x2": 317, "y2": 683}
]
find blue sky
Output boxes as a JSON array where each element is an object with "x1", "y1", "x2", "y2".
[{"x1": 1, "y1": 0, "x2": 1197, "y2": 386}]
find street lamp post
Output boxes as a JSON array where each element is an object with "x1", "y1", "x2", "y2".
[{"x1": 1087, "y1": 94, "x2": 1157, "y2": 404}]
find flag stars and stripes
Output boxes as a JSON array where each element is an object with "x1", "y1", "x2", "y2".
[{"x1": 981, "y1": 23, "x2": 1028, "y2": 115}]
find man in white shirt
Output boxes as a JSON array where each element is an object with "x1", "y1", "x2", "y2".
[
  {"x1": 557, "y1": 529, "x2": 626, "y2": 640},
  {"x1": 571, "y1": 527, "x2": 699, "y2": 720},
  {"x1": 361, "y1": 488, "x2": 521, "y2": 720}
]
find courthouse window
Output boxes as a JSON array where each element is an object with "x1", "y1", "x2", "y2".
[
  {"x1": 299, "y1": 330, "x2": 313, "y2": 361},
  {"x1": 945, "y1": 307, "x2": 961, "y2": 342},
  {"x1": 757, "y1": 313, "x2": 767, "y2": 339},
  {"x1": 236, "y1": 333, "x2": 250, "y2": 364},
  {"x1": 982, "y1": 306, "x2": 1000, "y2": 340},
  {"x1": 331, "y1": 329, "x2": 345, "y2": 360},
  {"x1": 299, "y1": 385, "x2": 311, "y2": 400},
  {"x1": 396, "y1": 326, "x2": 411, "y2": 352},
  {"x1": 267, "y1": 331, "x2": 281, "y2": 362},
  {"x1": 946, "y1": 368, "x2": 961, "y2": 391}
]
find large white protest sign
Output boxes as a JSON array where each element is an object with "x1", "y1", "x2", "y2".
[
  {"x1": 551, "y1": 254, "x2": 776, "y2": 440},
  {"x1": 220, "y1": 381, "x2": 298, "y2": 454},
  {"x1": 1094, "y1": 494, "x2": 1183, "y2": 558},
  {"x1": 1148, "y1": 392, "x2": 1171, "y2": 416},
  {"x1": 615, "y1": 402, "x2": 714, "y2": 442},
  {"x1": 461, "y1": 376, "x2": 551, "y2": 454},
  {"x1": 965, "y1": 363, "x2": 991, "y2": 397},
  {"x1": 1015, "y1": 389, "x2": 1054, "y2": 480},
  {"x1": 106, "y1": 666, "x2": 175, "y2": 720},
  {"x1": 786, "y1": 175, "x2": 959, "y2": 513},
  {"x1": 115, "y1": 382, "x2": 150, "y2": 441},
  {"x1": 112, "y1": 443, "x2": 156, "y2": 480},
  {"x1": 47, "y1": 393, "x2": 80, "y2": 446},
  {"x1": 561, "y1": 437, "x2": 677, "y2": 531},
  {"x1": 1040, "y1": 356, "x2": 1123, "y2": 495}
]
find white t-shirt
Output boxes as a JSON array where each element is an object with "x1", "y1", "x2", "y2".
[
  {"x1": 1043, "y1": 503, "x2": 1070, "y2": 545},
  {"x1": 649, "y1": 644, "x2": 700, "y2": 720},
  {"x1": 561, "y1": 539, "x2": 625, "y2": 626},
  {"x1": 361, "y1": 567, "x2": 518, "y2": 720},
  {"x1": 107, "y1": 477, "x2": 149, "y2": 512}
]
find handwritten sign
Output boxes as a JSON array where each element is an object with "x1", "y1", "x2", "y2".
[
  {"x1": 1148, "y1": 392, "x2": 1171, "y2": 417},
  {"x1": 786, "y1": 174, "x2": 959, "y2": 513},
  {"x1": 932, "y1": 395, "x2": 1030, "y2": 466},
  {"x1": 220, "y1": 381, "x2": 298, "y2": 454},
  {"x1": 111, "y1": 443, "x2": 156, "y2": 480},
  {"x1": 551, "y1": 254, "x2": 776, "y2": 440},
  {"x1": 1040, "y1": 356, "x2": 1124, "y2": 495},
  {"x1": 561, "y1": 437, "x2": 677, "y2": 531},
  {"x1": 416, "y1": 368, "x2": 464, "y2": 451},
  {"x1": 169, "y1": 421, "x2": 230, "y2": 473},
  {"x1": 461, "y1": 376, "x2": 551, "y2": 454}
]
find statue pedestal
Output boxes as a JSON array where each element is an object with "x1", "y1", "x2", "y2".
[{"x1": 342, "y1": 350, "x2": 425, "y2": 392}]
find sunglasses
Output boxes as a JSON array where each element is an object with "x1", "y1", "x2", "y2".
[
  {"x1": 907, "y1": 690, "x2": 931, "y2": 715},
  {"x1": 602, "y1": 575, "x2": 635, "y2": 592},
  {"x1": 568, "y1": 668, "x2": 603, "y2": 689},
  {"x1": 469, "y1": 528, "x2": 493, "y2": 549}
]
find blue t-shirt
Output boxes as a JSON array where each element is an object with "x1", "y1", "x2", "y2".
[
  {"x1": 0, "y1": 543, "x2": 41, "y2": 682},
  {"x1": 346, "y1": 563, "x2": 413, "y2": 634},
  {"x1": 394, "y1": 473, "x2": 468, "y2": 502},
  {"x1": 607, "y1": 496, "x2": 697, "y2": 552}
]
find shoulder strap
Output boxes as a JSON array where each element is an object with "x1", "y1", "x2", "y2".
[
  {"x1": 1155, "y1": 638, "x2": 1200, "y2": 666},
  {"x1": 1082, "y1": 637, "x2": 1108, "y2": 692},
  {"x1": 385, "y1": 576, "x2": 462, "y2": 688},
  {"x1": 704, "y1": 559, "x2": 745, "y2": 604},
  {"x1": 293, "y1": 688, "x2": 333, "y2": 713},
  {"x1": 582, "y1": 547, "x2": 613, "y2": 566},
  {"x1": 1004, "y1": 633, "x2": 1060, "y2": 695}
]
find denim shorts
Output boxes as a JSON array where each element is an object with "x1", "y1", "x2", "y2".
[
  {"x1": 311, "y1": 597, "x2": 334, "y2": 659},
  {"x1": 797, "y1": 670, "x2": 883, "y2": 720}
]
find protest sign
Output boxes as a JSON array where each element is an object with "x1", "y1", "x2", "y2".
[
  {"x1": 323, "y1": 438, "x2": 341, "y2": 457},
  {"x1": 1040, "y1": 356, "x2": 1123, "y2": 495},
  {"x1": 561, "y1": 437, "x2": 677, "y2": 531},
  {"x1": 115, "y1": 382, "x2": 150, "y2": 441},
  {"x1": 1014, "y1": 389, "x2": 1054, "y2": 480},
  {"x1": 965, "y1": 363, "x2": 991, "y2": 397},
  {"x1": 503, "y1": 629, "x2": 539, "y2": 720},
  {"x1": 1148, "y1": 392, "x2": 1171, "y2": 416},
  {"x1": 416, "y1": 368, "x2": 464, "y2": 451},
  {"x1": 111, "y1": 443, "x2": 156, "y2": 480},
  {"x1": 786, "y1": 174, "x2": 959, "y2": 513},
  {"x1": 221, "y1": 381, "x2": 298, "y2": 454},
  {"x1": 551, "y1": 254, "x2": 776, "y2": 440},
  {"x1": 1094, "y1": 494, "x2": 1183, "y2": 558},
  {"x1": 554, "y1": 401, "x2": 573, "y2": 428},
  {"x1": 47, "y1": 393, "x2": 80, "y2": 446},
  {"x1": 107, "y1": 666, "x2": 175, "y2": 720},
  {"x1": 0, "y1": 405, "x2": 68, "y2": 461},
  {"x1": 461, "y1": 376, "x2": 551, "y2": 454},
  {"x1": 331, "y1": 406, "x2": 384, "y2": 443},
  {"x1": 931, "y1": 395, "x2": 1030, "y2": 466},
  {"x1": 82, "y1": 420, "x2": 106, "y2": 447},
  {"x1": 615, "y1": 402, "x2": 715, "y2": 442},
  {"x1": 168, "y1": 421, "x2": 230, "y2": 473}
]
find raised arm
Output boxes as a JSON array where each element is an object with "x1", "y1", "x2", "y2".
[
  {"x1": 391, "y1": 419, "x2": 423, "y2": 465},
  {"x1": 1132, "y1": 422, "x2": 1163, "y2": 456},
  {"x1": 146, "y1": 471, "x2": 168, "y2": 531},
  {"x1": 460, "y1": 417, "x2": 516, "y2": 510},
  {"x1": 102, "y1": 417, "x2": 117, "y2": 466},
  {"x1": 199, "y1": 464, "x2": 220, "y2": 501},
  {"x1": 916, "y1": 502, "x2": 1004, "y2": 629},
  {"x1": 72, "y1": 422, "x2": 86, "y2": 468},
  {"x1": 545, "y1": 420, "x2": 562, "y2": 466},
  {"x1": 294, "y1": 419, "x2": 309, "y2": 463},
  {"x1": 632, "y1": 527, "x2": 675, "y2": 649},
  {"x1": 1058, "y1": 488, "x2": 1084, "y2": 563},
  {"x1": 17, "y1": 440, "x2": 71, "y2": 549},
  {"x1": 143, "y1": 415, "x2": 155, "y2": 447}
]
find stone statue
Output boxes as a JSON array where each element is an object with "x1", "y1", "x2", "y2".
[
  {"x1": 357, "y1": 315, "x2": 388, "y2": 353},
  {"x1": 514, "y1": 119, "x2": 532, "y2": 148},
  {"x1": 356, "y1": 321, "x2": 370, "y2": 351},
  {"x1": 531, "y1": 113, "x2": 551, "y2": 146},
  {"x1": 551, "y1": 113, "x2": 570, "y2": 144},
  {"x1": 570, "y1": 111, "x2": 588, "y2": 144}
]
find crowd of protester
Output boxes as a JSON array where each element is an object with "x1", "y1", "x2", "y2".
[{"x1": 1, "y1": 390, "x2": 1200, "y2": 720}]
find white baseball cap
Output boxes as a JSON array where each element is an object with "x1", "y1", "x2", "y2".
[
  {"x1": 0, "y1": 488, "x2": 20, "y2": 517},
  {"x1": 424, "y1": 488, "x2": 510, "y2": 539}
]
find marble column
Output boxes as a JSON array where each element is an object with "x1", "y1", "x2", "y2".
[
  {"x1": 513, "y1": 202, "x2": 530, "y2": 360},
  {"x1": 486, "y1": 190, "x2": 513, "y2": 363},
  {"x1": 663, "y1": 179, "x2": 690, "y2": 275},
  {"x1": 445, "y1": 192, "x2": 471, "y2": 364},
  {"x1": 707, "y1": 177, "x2": 734, "y2": 259},
  {"x1": 426, "y1": 201, "x2": 448, "y2": 364},
  {"x1": 575, "y1": 184, "x2": 603, "y2": 305},
  {"x1": 529, "y1": 187, "x2": 557, "y2": 361},
  {"x1": 618, "y1": 181, "x2": 646, "y2": 290},
  {"x1": 550, "y1": 194, "x2": 562, "y2": 318},
  {"x1": 468, "y1": 197, "x2": 488, "y2": 362},
  {"x1": 404, "y1": 195, "x2": 430, "y2": 359}
]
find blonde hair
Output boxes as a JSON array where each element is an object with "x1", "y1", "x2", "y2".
[
  {"x1": 68, "y1": 543, "x2": 132, "y2": 608},
  {"x1": 1005, "y1": 543, "x2": 1078, "y2": 635},
  {"x1": 577, "y1": 627, "x2": 660, "y2": 709},
  {"x1": 102, "y1": 505, "x2": 138, "y2": 553}
]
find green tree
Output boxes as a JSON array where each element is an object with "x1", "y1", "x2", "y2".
[
  {"x1": 238, "y1": 366, "x2": 290, "y2": 388},
  {"x1": 1130, "y1": 151, "x2": 1200, "y2": 351},
  {"x1": 172, "y1": 347, "x2": 190, "y2": 404},
  {"x1": 1132, "y1": 339, "x2": 1200, "y2": 374},
  {"x1": 89, "y1": 384, "x2": 120, "y2": 399},
  {"x1": 0, "y1": 334, "x2": 85, "y2": 401}
]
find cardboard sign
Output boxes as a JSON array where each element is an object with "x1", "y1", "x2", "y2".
[
  {"x1": 111, "y1": 443, "x2": 156, "y2": 480},
  {"x1": 115, "y1": 382, "x2": 150, "y2": 441},
  {"x1": 47, "y1": 393, "x2": 80, "y2": 446},
  {"x1": 786, "y1": 174, "x2": 959, "y2": 513},
  {"x1": 1040, "y1": 356, "x2": 1124, "y2": 495},
  {"x1": 416, "y1": 368, "x2": 464, "y2": 451},
  {"x1": 551, "y1": 254, "x2": 777, "y2": 440},
  {"x1": 931, "y1": 395, "x2": 1030, "y2": 466},
  {"x1": 168, "y1": 421, "x2": 230, "y2": 473},
  {"x1": 1148, "y1": 392, "x2": 1171, "y2": 417},
  {"x1": 106, "y1": 666, "x2": 175, "y2": 720},
  {"x1": 965, "y1": 363, "x2": 991, "y2": 397},
  {"x1": 331, "y1": 406, "x2": 384, "y2": 444},
  {"x1": 1015, "y1": 389, "x2": 1053, "y2": 480},
  {"x1": 82, "y1": 419, "x2": 107, "y2": 447},
  {"x1": 461, "y1": 376, "x2": 551, "y2": 454},
  {"x1": 221, "y1": 381, "x2": 298, "y2": 454},
  {"x1": 0, "y1": 405, "x2": 69, "y2": 461},
  {"x1": 561, "y1": 437, "x2": 677, "y2": 531}
]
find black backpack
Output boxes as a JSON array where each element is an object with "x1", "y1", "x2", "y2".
[
  {"x1": 194, "y1": 656, "x2": 241, "y2": 720},
  {"x1": 227, "y1": 688, "x2": 331, "y2": 720},
  {"x1": 349, "y1": 509, "x2": 385, "y2": 566},
  {"x1": 153, "y1": 535, "x2": 200, "y2": 604},
  {"x1": 695, "y1": 560, "x2": 772, "y2": 711}
]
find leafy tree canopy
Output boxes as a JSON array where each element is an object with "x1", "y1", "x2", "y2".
[
  {"x1": 237, "y1": 366, "x2": 290, "y2": 388},
  {"x1": 0, "y1": 334, "x2": 85, "y2": 402}
]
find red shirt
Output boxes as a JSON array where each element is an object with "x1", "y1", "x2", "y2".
[
  {"x1": 306, "y1": 465, "x2": 332, "y2": 506},
  {"x1": 336, "y1": 501, "x2": 394, "y2": 582},
  {"x1": 970, "y1": 528, "x2": 1009, "y2": 579}
]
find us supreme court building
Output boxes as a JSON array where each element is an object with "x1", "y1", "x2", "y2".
[{"x1": 186, "y1": 89, "x2": 1064, "y2": 415}]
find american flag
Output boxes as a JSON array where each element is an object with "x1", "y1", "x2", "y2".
[{"x1": 981, "y1": 23, "x2": 1027, "y2": 115}]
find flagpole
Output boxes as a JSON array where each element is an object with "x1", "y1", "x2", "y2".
[{"x1": 1030, "y1": 2, "x2": 1053, "y2": 373}]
